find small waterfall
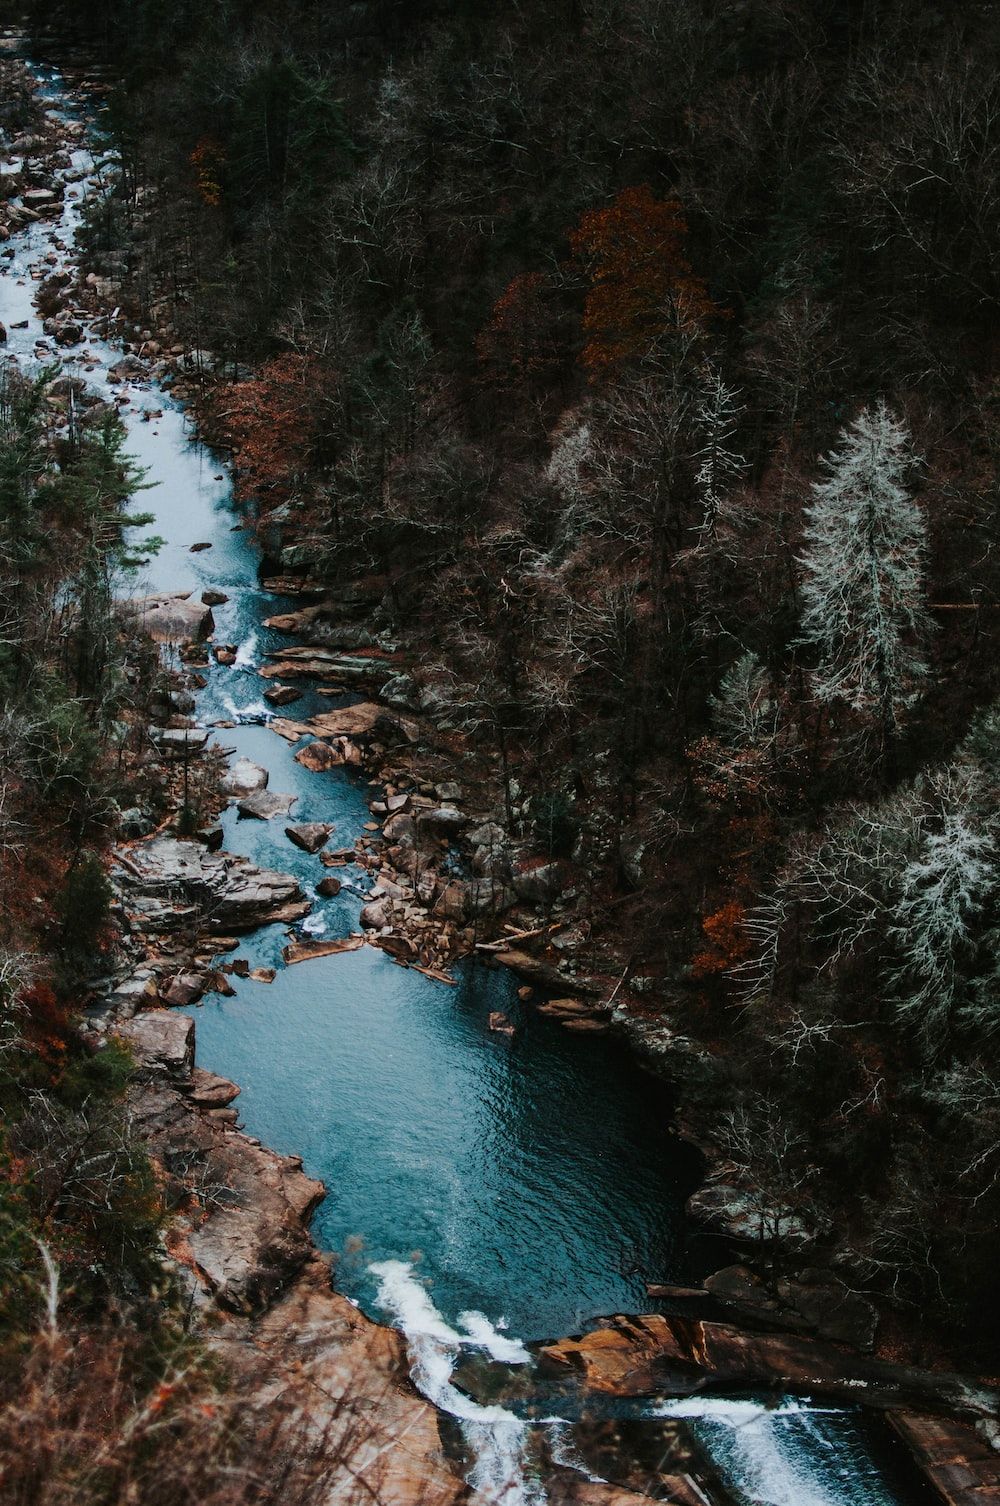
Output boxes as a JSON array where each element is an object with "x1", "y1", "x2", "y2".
[
  {"x1": 655, "y1": 1397, "x2": 895, "y2": 1506},
  {"x1": 370, "y1": 1259, "x2": 545, "y2": 1505}
]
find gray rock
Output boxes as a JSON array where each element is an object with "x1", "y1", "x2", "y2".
[
  {"x1": 512, "y1": 860, "x2": 566, "y2": 904},
  {"x1": 220, "y1": 756, "x2": 268, "y2": 798},
  {"x1": 705, "y1": 1264, "x2": 780, "y2": 1313},
  {"x1": 686, "y1": 1183, "x2": 819, "y2": 1248},
  {"x1": 122, "y1": 592, "x2": 214, "y2": 644},
  {"x1": 149, "y1": 726, "x2": 209, "y2": 756},
  {"x1": 415, "y1": 806, "x2": 468, "y2": 834},
  {"x1": 237, "y1": 790, "x2": 297, "y2": 821},
  {"x1": 183, "y1": 1067, "x2": 240, "y2": 1110},
  {"x1": 160, "y1": 972, "x2": 206, "y2": 1007},
  {"x1": 619, "y1": 826, "x2": 651, "y2": 889},
  {"x1": 118, "y1": 1011, "x2": 195, "y2": 1078},
  {"x1": 379, "y1": 672, "x2": 421, "y2": 711},
  {"x1": 201, "y1": 589, "x2": 229, "y2": 607},
  {"x1": 113, "y1": 836, "x2": 307, "y2": 933},
  {"x1": 777, "y1": 1276, "x2": 878, "y2": 1350},
  {"x1": 107, "y1": 973, "x2": 159, "y2": 1018},
  {"x1": 360, "y1": 898, "x2": 391, "y2": 929},
  {"x1": 118, "y1": 806, "x2": 153, "y2": 840},
  {"x1": 285, "y1": 822, "x2": 333, "y2": 854},
  {"x1": 383, "y1": 811, "x2": 418, "y2": 846}
]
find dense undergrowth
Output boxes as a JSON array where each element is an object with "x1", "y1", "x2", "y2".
[{"x1": 9, "y1": 0, "x2": 1000, "y2": 1365}]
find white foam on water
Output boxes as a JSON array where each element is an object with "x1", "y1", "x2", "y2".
[
  {"x1": 655, "y1": 1397, "x2": 889, "y2": 1506},
  {"x1": 233, "y1": 631, "x2": 258, "y2": 669},
  {"x1": 301, "y1": 912, "x2": 328, "y2": 936},
  {"x1": 371, "y1": 1259, "x2": 545, "y2": 1505},
  {"x1": 220, "y1": 692, "x2": 269, "y2": 724},
  {"x1": 543, "y1": 1418, "x2": 606, "y2": 1482},
  {"x1": 457, "y1": 1310, "x2": 532, "y2": 1364}
]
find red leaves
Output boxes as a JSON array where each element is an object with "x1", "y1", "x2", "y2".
[
  {"x1": 691, "y1": 899, "x2": 751, "y2": 979},
  {"x1": 476, "y1": 271, "x2": 564, "y2": 389},
  {"x1": 220, "y1": 354, "x2": 325, "y2": 504},
  {"x1": 570, "y1": 185, "x2": 720, "y2": 377}
]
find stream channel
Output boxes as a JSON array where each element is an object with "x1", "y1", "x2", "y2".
[{"x1": 1, "y1": 52, "x2": 932, "y2": 1506}]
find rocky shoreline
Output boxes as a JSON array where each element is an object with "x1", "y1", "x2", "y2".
[{"x1": 4, "y1": 41, "x2": 998, "y2": 1506}]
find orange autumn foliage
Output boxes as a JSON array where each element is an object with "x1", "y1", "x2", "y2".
[
  {"x1": 221, "y1": 354, "x2": 325, "y2": 504},
  {"x1": 476, "y1": 271, "x2": 563, "y2": 389},
  {"x1": 190, "y1": 136, "x2": 225, "y2": 208},
  {"x1": 690, "y1": 899, "x2": 751, "y2": 979},
  {"x1": 570, "y1": 185, "x2": 719, "y2": 377}
]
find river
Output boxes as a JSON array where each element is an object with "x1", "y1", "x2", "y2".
[{"x1": 0, "y1": 49, "x2": 929, "y2": 1506}]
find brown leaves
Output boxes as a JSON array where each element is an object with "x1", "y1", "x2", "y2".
[
  {"x1": 219, "y1": 354, "x2": 326, "y2": 504},
  {"x1": 570, "y1": 185, "x2": 721, "y2": 378},
  {"x1": 189, "y1": 135, "x2": 225, "y2": 208}
]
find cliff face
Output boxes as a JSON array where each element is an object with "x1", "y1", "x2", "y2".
[{"x1": 113, "y1": 1006, "x2": 468, "y2": 1506}]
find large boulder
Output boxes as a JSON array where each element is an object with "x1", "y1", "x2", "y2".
[
  {"x1": 149, "y1": 726, "x2": 210, "y2": 757},
  {"x1": 415, "y1": 806, "x2": 468, "y2": 835},
  {"x1": 776, "y1": 1274, "x2": 878, "y2": 1350},
  {"x1": 686, "y1": 1183, "x2": 819, "y2": 1249},
  {"x1": 512, "y1": 860, "x2": 567, "y2": 905},
  {"x1": 117, "y1": 1011, "x2": 195, "y2": 1079},
  {"x1": 128, "y1": 1076, "x2": 322, "y2": 1313},
  {"x1": 220, "y1": 756, "x2": 269, "y2": 797},
  {"x1": 383, "y1": 811, "x2": 418, "y2": 846},
  {"x1": 285, "y1": 822, "x2": 333, "y2": 854},
  {"x1": 237, "y1": 790, "x2": 297, "y2": 821},
  {"x1": 122, "y1": 592, "x2": 215, "y2": 644},
  {"x1": 113, "y1": 837, "x2": 308, "y2": 933},
  {"x1": 160, "y1": 972, "x2": 207, "y2": 1007}
]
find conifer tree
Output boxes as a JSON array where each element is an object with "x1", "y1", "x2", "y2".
[{"x1": 798, "y1": 401, "x2": 929, "y2": 743}]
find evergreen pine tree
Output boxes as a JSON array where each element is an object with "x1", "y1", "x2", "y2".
[{"x1": 798, "y1": 401, "x2": 929, "y2": 741}]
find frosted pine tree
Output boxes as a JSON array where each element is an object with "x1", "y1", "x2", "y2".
[
  {"x1": 692, "y1": 366, "x2": 744, "y2": 539},
  {"x1": 890, "y1": 798, "x2": 995, "y2": 1055},
  {"x1": 798, "y1": 401, "x2": 929, "y2": 740}
]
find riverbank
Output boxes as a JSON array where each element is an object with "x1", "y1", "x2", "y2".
[{"x1": 3, "y1": 39, "x2": 998, "y2": 1506}]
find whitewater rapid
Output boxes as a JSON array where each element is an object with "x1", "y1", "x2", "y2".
[{"x1": 371, "y1": 1259, "x2": 545, "y2": 1505}]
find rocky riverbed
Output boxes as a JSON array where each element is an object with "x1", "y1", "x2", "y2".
[{"x1": 4, "y1": 40, "x2": 999, "y2": 1506}]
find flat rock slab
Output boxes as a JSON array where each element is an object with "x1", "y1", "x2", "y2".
[
  {"x1": 262, "y1": 647, "x2": 397, "y2": 683},
  {"x1": 117, "y1": 1010, "x2": 194, "y2": 1078},
  {"x1": 263, "y1": 684, "x2": 301, "y2": 706},
  {"x1": 273, "y1": 701, "x2": 420, "y2": 744},
  {"x1": 114, "y1": 836, "x2": 307, "y2": 933},
  {"x1": 220, "y1": 755, "x2": 269, "y2": 797},
  {"x1": 495, "y1": 947, "x2": 603, "y2": 995},
  {"x1": 538, "y1": 1312, "x2": 1000, "y2": 1422},
  {"x1": 149, "y1": 725, "x2": 209, "y2": 756},
  {"x1": 184, "y1": 1067, "x2": 240, "y2": 1109},
  {"x1": 127, "y1": 1075, "x2": 322, "y2": 1314},
  {"x1": 122, "y1": 591, "x2": 214, "y2": 644},
  {"x1": 285, "y1": 822, "x2": 333, "y2": 854},
  {"x1": 889, "y1": 1413, "x2": 1000, "y2": 1505},
  {"x1": 283, "y1": 935, "x2": 364, "y2": 965},
  {"x1": 231, "y1": 1254, "x2": 468, "y2": 1506},
  {"x1": 237, "y1": 790, "x2": 297, "y2": 821}
]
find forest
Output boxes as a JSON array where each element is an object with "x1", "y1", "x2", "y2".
[{"x1": 2, "y1": 1, "x2": 1000, "y2": 1503}]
